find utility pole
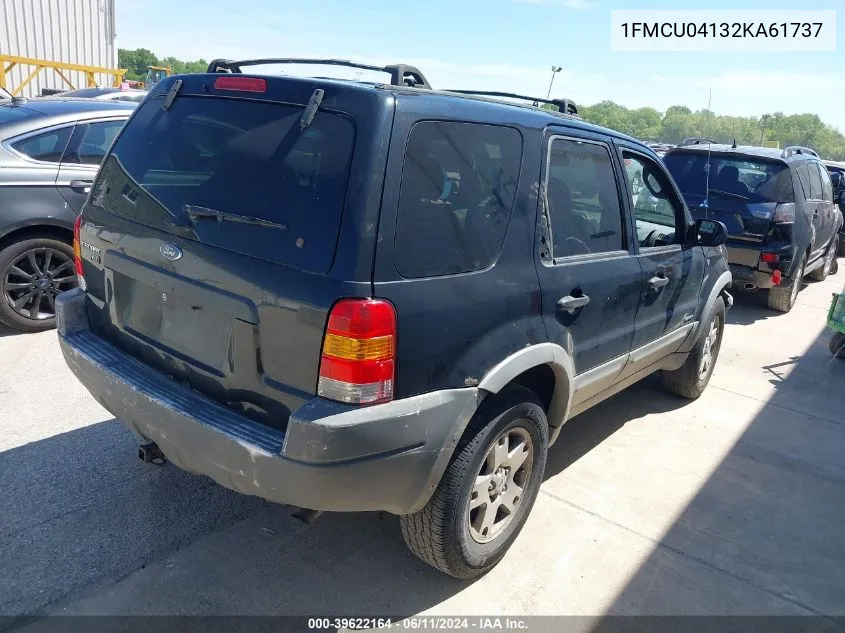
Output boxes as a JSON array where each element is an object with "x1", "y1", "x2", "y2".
[{"x1": 546, "y1": 66, "x2": 562, "y2": 99}]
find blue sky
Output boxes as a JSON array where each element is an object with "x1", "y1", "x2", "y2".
[{"x1": 118, "y1": 0, "x2": 844, "y2": 130}]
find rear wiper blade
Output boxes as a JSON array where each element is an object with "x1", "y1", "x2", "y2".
[
  {"x1": 707, "y1": 188, "x2": 748, "y2": 201},
  {"x1": 183, "y1": 205, "x2": 287, "y2": 230}
]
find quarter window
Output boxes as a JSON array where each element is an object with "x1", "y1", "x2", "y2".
[
  {"x1": 11, "y1": 127, "x2": 73, "y2": 163},
  {"x1": 394, "y1": 121, "x2": 523, "y2": 278},
  {"x1": 545, "y1": 138, "x2": 624, "y2": 257}
]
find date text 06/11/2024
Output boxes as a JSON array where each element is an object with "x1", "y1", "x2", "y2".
[{"x1": 306, "y1": 617, "x2": 530, "y2": 630}]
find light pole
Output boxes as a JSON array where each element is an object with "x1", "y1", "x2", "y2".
[{"x1": 546, "y1": 66, "x2": 562, "y2": 99}]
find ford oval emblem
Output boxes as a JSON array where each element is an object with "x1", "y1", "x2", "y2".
[{"x1": 160, "y1": 243, "x2": 182, "y2": 261}]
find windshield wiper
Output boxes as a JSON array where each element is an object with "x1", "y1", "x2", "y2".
[
  {"x1": 182, "y1": 205, "x2": 288, "y2": 230},
  {"x1": 707, "y1": 188, "x2": 748, "y2": 201}
]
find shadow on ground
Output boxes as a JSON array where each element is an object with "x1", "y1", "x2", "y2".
[{"x1": 595, "y1": 316, "x2": 845, "y2": 620}]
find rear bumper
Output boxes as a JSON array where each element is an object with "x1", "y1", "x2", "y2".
[
  {"x1": 56, "y1": 289, "x2": 480, "y2": 515},
  {"x1": 728, "y1": 264, "x2": 777, "y2": 291}
]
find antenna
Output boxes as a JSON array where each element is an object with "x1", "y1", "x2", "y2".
[{"x1": 703, "y1": 88, "x2": 713, "y2": 220}]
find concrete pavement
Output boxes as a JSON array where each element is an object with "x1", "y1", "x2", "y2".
[{"x1": 2, "y1": 271, "x2": 845, "y2": 627}]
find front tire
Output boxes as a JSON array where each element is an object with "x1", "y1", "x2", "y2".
[
  {"x1": 661, "y1": 297, "x2": 725, "y2": 399},
  {"x1": 0, "y1": 237, "x2": 77, "y2": 332},
  {"x1": 400, "y1": 385, "x2": 548, "y2": 579},
  {"x1": 767, "y1": 256, "x2": 805, "y2": 313}
]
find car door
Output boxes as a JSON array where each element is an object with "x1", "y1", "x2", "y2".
[
  {"x1": 534, "y1": 129, "x2": 643, "y2": 407},
  {"x1": 616, "y1": 144, "x2": 706, "y2": 378},
  {"x1": 57, "y1": 118, "x2": 126, "y2": 212}
]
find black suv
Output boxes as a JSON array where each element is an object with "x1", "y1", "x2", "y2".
[
  {"x1": 664, "y1": 144, "x2": 843, "y2": 312},
  {"x1": 57, "y1": 60, "x2": 732, "y2": 579}
]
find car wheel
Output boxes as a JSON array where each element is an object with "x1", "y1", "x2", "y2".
[
  {"x1": 830, "y1": 332, "x2": 845, "y2": 359},
  {"x1": 661, "y1": 297, "x2": 725, "y2": 399},
  {"x1": 400, "y1": 385, "x2": 548, "y2": 579},
  {"x1": 0, "y1": 237, "x2": 77, "y2": 333},
  {"x1": 767, "y1": 256, "x2": 805, "y2": 313},
  {"x1": 809, "y1": 237, "x2": 839, "y2": 281}
]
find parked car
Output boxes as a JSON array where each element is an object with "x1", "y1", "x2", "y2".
[
  {"x1": 0, "y1": 98, "x2": 134, "y2": 331},
  {"x1": 57, "y1": 60, "x2": 732, "y2": 579},
  {"x1": 823, "y1": 159, "x2": 845, "y2": 256},
  {"x1": 664, "y1": 144, "x2": 843, "y2": 313},
  {"x1": 50, "y1": 87, "x2": 148, "y2": 103}
]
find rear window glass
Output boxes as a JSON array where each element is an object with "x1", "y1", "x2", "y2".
[
  {"x1": 394, "y1": 121, "x2": 523, "y2": 278},
  {"x1": 664, "y1": 152, "x2": 794, "y2": 204},
  {"x1": 12, "y1": 127, "x2": 72, "y2": 162},
  {"x1": 94, "y1": 95, "x2": 355, "y2": 273}
]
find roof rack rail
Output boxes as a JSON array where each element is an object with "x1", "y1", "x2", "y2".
[
  {"x1": 205, "y1": 58, "x2": 431, "y2": 89},
  {"x1": 443, "y1": 89, "x2": 578, "y2": 116},
  {"x1": 782, "y1": 145, "x2": 819, "y2": 158}
]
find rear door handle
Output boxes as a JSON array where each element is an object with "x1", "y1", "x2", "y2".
[
  {"x1": 557, "y1": 294, "x2": 590, "y2": 314},
  {"x1": 648, "y1": 275, "x2": 670, "y2": 289},
  {"x1": 70, "y1": 179, "x2": 93, "y2": 194}
]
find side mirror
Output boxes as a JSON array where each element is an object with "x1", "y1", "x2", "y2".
[
  {"x1": 694, "y1": 218, "x2": 728, "y2": 247},
  {"x1": 830, "y1": 172, "x2": 843, "y2": 189}
]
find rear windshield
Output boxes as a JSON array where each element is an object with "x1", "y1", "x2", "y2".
[
  {"x1": 664, "y1": 151, "x2": 794, "y2": 204},
  {"x1": 94, "y1": 95, "x2": 355, "y2": 273}
]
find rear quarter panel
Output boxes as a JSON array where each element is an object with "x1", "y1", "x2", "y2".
[{"x1": 372, "y1": 98, "x2": 547, "y2": 398}]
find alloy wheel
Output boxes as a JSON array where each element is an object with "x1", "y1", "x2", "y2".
[
  {"x1": 2, "y1": 247, "x2": 77, "y2": 321},
  {"x1": 698, "y1": 314, "x2": 722, "y2": 380},
  {"x1": 467, "y1": 426, "x2": 534, "y2": 544}
]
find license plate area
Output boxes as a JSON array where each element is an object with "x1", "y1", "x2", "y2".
[{"x1": 112, "y1": 271, "x2": 232, "y2": 374}]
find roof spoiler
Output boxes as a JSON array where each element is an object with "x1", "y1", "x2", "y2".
[
  {"x1": 782, "y1": 145, "x2": 818, "y2": 158},
  {"x1": 205, "y1": 58, "x2": 431, "y2": 89},
  {"x1": 442, "y1": 89, "x2": 579, "y2": 117}
]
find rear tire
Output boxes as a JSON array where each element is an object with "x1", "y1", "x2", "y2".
[
  {"x1": 809, "y1": 237, "x2": 838, "y2": 281},
  {"x1": 767, "y1": 257, "x2": 805, "y2": 313},
  {"x1": 0, "y1": 237, "x2": 77, "y2": 333},
  {"x1": 661, "y1": 297, "x2": 725, "y2": 399},
  {"x1": 400, "y1": 385, "x2": 548, "y2": 579},
  {"x1": 830, "y1": 332, "x2": 845, "y2": 359}
]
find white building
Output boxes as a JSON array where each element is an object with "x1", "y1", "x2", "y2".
[{"x1": 0, "y1": 0, "x2": 118, "y2": 97}]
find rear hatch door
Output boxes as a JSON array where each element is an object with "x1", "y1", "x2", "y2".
[
  {"x1": 664, "y1": 150, "x2": 794, "y2": 244},
  {"x1": 79, "y1": 74, "x2": 384, "y2": 429}
]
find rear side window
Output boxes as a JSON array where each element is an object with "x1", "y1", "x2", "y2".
[
  {"x1": 94, "y1": 95, "x2": 355, "y2": 273},
  {"x1": 546, "y1": 137, "x2": 624, "y2": 257},
  {"x1": 11, "y1": 127, "x2": 72, "y2": 162},
  {"x1": 808, "y1": 163, "x2": 823, "y2": 200},
  {"x1": 394, "y1": 121, "x2": 523, "y2": 278}
]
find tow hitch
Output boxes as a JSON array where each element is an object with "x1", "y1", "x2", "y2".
[{"x1": 138, "y1": 442, "x2": 166, "y2": 465}]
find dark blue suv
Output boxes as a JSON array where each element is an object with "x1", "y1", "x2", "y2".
[{"x1": 56, "y1": 59, "x2": 732, "y2": 578}]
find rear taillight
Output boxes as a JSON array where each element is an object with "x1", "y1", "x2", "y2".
[
  {"x1": 761, "y1": 253, "x2": 780, "y2": 264},
  {"x1": 317, "y1": 299, "x2": 396, "y2": 405},
  {"x1": 72, "y1": 214, "x2": 86, "y2": 291},
  {"x1": 773, "y1": 203, "x2": 795, "y2": 223},
  {"x1": 213, "y1": 76, "x2": 267, "y2": 93}
]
